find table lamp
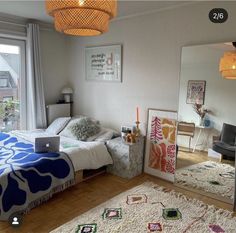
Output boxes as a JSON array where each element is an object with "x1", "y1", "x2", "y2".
[{"x1": 61, "y1": 87, "x2": 73, "y2": 103}]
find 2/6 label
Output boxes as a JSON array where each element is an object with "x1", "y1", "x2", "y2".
[{"x1": 209, "y1": 8, "x2": 228, "y2": 23}]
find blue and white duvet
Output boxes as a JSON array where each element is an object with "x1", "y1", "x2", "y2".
[{"x1": 0, "y1": 132, "x2": 75, "y2": 221}]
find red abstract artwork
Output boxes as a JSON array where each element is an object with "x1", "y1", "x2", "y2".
[{"x1": 148, "y1": 117, "x2": 176, "y2": 174}]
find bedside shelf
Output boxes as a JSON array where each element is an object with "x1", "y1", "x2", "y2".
[{"x1": 106, "y1": 136, "x2": 145, "y2": 179}]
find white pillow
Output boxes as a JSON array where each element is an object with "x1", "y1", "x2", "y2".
[{"x1": 46, "y1": 117, "x2": 71, "y2": 135}]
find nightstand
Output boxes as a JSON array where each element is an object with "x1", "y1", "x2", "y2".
[{"x1": 106, "y1": 136, "x2": 145, "y2": 179}]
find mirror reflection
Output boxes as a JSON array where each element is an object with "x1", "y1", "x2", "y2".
[{"x1": 175, "y1": 42, "x2": 236, "y2": 204}]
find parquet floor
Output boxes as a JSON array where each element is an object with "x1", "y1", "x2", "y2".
[
  {"x1": 0, "y1": 172, "x2": 235, "y2": 233},
  {"x1": 176, "y1": 148, "x2": 235, "y2": 169},
  {"x1": 176, "y1": 149, "x2": 209, "y2": 169}
]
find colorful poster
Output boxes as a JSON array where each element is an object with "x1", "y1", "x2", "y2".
[{"x1": 144, "y1": 109, "x2": 178, "y2": 182}]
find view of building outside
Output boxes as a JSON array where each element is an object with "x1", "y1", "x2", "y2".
[{"x1": 0, "y1": 44, "x2": 20, "y2": 132}]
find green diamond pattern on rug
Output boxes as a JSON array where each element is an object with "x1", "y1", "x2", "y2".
[
  {"x1": 75, "y1": 224, "x2": 97, "y2": 233},
  {"x1": 102, "y1": 208, "x2": 122, "y2": 220},
  {"x1": 148, "y1": 222, "x2": 162, "y2": 231},
  {"x1": 126, "y1": 194, "x2": 147, "y2": 205},
  {"x1": 162, "y1": 208, "x2": 182, "y2": 220}
]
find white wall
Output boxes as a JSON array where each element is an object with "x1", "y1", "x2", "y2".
[
  {"x1": 66, "y1": 1, "x2": 236, "y2": 133},
  {"x1": 40, "y1": 30, "x2": 68, "y2": 105}
]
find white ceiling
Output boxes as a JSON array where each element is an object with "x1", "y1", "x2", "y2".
[{"x1": 0, "y1": 1, "x2": 188, "y2": 24}]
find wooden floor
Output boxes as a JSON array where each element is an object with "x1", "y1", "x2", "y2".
[
  {"x1": 1, "y1": 172, "x2": 235, "y2": 233},
  {"x1": 176, "y1": 149, "x2": 209, "y2": 169},
  {"x1": 176, "y1": 148, "x2": 235, "y2": 169}
]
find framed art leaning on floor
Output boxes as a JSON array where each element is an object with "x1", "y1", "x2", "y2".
[{"x1": 144, "y1": 109, "x2": 178, "y2": 182}]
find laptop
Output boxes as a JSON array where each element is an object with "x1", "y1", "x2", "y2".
[{"x1": 34, "y1": 136, "x2": 60, "y2": 153}]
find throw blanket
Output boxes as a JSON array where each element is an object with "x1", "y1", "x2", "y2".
[{"x1": 0, "y1": 132, "x2": 75, "y2": 221}]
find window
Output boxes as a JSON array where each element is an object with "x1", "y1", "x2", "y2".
[{"x1": 0, "y1": 38, "x2": 26, "y2": 132}]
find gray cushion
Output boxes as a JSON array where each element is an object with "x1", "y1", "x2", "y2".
[
  {"x1": 59, "y1": 116, "x2": 100, "y2": 141},
  {"x1": 214, "y1": 141, "x2": 235, "y2": 152},
  {"x1": 213, "y1": 141, "x2": 235, "y2": 158},
  {"x1": 68, "y1": 117, "x2": 101, "y2": 141}
]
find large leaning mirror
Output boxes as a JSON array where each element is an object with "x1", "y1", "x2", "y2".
[{"x1": 175, "y1": 42, "x2": 236, "y2": 205}]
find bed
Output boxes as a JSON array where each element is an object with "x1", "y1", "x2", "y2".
[
  {"x1": 12, "y1": 129, "x2": 113, "y2": 173},
  {"x1": 0, "y1": 114, "x2": 115, "y2": 221}
]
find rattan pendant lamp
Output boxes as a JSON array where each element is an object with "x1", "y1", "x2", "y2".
[
  {"x1": 219, "y1": 42, "x2": 236, "y2": 80},
  {"x1": 46, "y1": 0, "x2": 117, "y2": 36}
]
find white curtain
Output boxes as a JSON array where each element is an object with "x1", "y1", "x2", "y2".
[{"x1": 26, "y1": 23, "x2": 47, "y2": 129}]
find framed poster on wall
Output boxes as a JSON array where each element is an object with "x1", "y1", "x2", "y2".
[
  {"x1": 144, "y1": 109, "x2": 178, "y2": 182},
  {"x1": 186, "y1": 80, "x2": 206, "y2": 104},
  {"x1": 85, "y1": 44, "x2": 122, "y2": 82}
]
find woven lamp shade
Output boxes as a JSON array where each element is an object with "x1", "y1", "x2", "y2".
[
  {"x1": 219, "y1": 51, "x2": 236, "y2": 80},
  {"x1": 46, "y1": 0, "x2": 117, "y2": 36}
]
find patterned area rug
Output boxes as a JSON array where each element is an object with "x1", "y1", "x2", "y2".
[
  {"x1": 50, "y1": 182, "x2": 236, "y2": 233},
  {"x1": 175, "y1": 161, "x2": 235, "y2": 200}
]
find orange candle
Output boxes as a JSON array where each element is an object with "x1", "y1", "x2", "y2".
[{"x1": 136, "y1": 107, "x2": 139, "y2": 122}]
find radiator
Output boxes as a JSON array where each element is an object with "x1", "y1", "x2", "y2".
[{"x1": 46, "y1": 104, "x2": 71, "y2": 125}]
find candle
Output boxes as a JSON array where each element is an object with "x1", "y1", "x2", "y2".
[{"x1": 136, "y1": 107, "x2": 139, "y2": 122}]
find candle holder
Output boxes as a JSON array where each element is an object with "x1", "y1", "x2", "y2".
[{"x1": 135, "y1": 121, "x2": 141, "y2": 137}]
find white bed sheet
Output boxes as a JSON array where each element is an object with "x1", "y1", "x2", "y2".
[{"x1": 11, "y1": 130, "x2": 113, "y2": 172}]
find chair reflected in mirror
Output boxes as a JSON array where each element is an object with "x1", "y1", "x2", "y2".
[{"x1": 177, "y1": 122, "x2": 195, "y2": 152}]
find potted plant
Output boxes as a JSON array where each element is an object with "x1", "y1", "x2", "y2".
[
  {"x1": 193, "y1": 103, "x2": 211, "y2": 126},
  {"x1": 0, "y1": 100, "x2": 20, "y2": 132}
]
